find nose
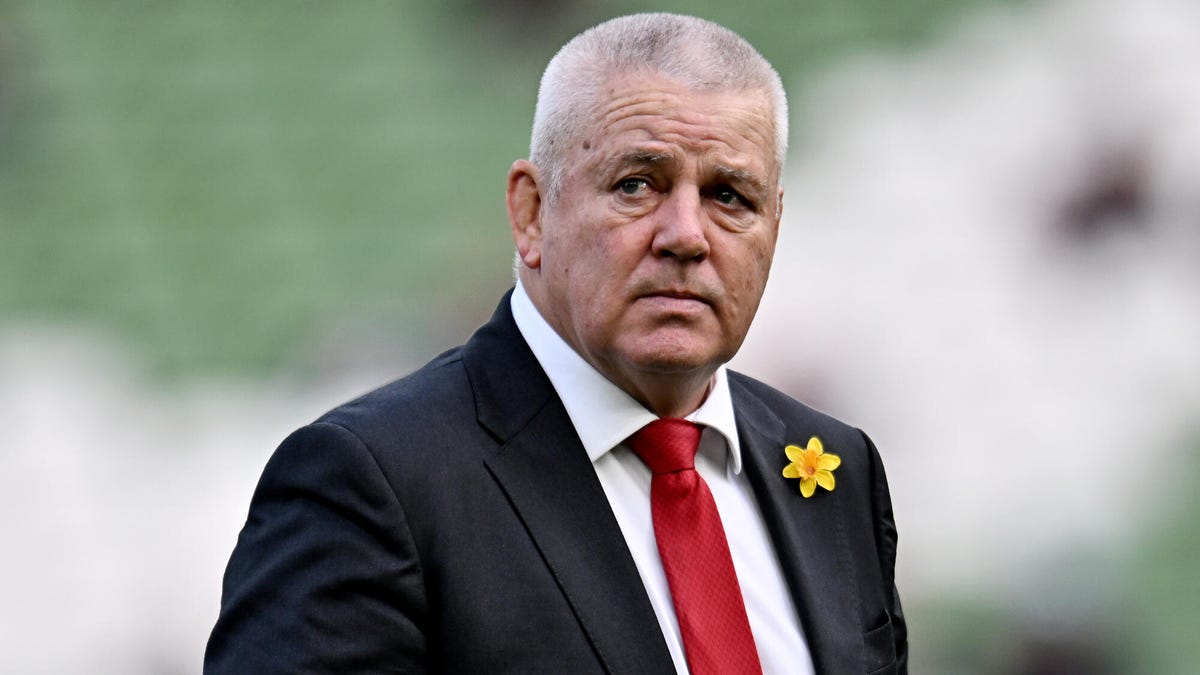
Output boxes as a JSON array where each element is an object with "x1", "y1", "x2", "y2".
[{"x1": 650, "y1": 188, "x2": 710, "y2": 263}]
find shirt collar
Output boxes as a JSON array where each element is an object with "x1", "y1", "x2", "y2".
[{"x1": 510, "y1": 281, "x2": 742, "y2": 473}]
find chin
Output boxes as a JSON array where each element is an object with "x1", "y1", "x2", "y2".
[{"x1": 623, "y1": 341, "x2": 723, "y2": 375}]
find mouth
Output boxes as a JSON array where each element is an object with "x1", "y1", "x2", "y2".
[
  {"x1": 637, "y1": 289, "x2": 713, "y2": 312},
  {"x1": 653, "y1": 289, "x2": 707, "y2": 300}
]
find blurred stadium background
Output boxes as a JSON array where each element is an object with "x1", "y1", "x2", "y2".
[{"x1": 2, "y1": 0, "x2": 1197, "y2": 672}]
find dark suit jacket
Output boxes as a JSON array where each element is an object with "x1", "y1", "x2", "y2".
[{"x1": 206, "y1": 291, "x2": 907, "y2": 674}]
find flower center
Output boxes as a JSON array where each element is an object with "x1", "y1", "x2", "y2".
[{"x1": 804, "y1": 465, "x2": 816, "y2": 476}]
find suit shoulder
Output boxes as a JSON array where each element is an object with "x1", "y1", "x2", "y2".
[
  {"x1": 727, "y1": 369, "x2": 861, "y2": 437},
  {"x1": 311, "y1": 346, "x2": 475, "y2": 447}
]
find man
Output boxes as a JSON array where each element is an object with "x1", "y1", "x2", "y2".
[{"x1": 207, "y1": 13, "x2": 906, "y2": 675}]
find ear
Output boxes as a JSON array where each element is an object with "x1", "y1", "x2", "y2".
[
  {"x1": 767, "y1": 184, "x2": 785, "y2": 252},
  {"x1": 507, "y1": 159, "x2": 544, "y2": 270}
]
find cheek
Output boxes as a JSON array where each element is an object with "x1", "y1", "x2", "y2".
[
  {"x1": 749, "y1": 232, "x2": 777, "y2": 275},
  {"x1": 725, "y1": 238, "x2": 774, "y2": 284}
]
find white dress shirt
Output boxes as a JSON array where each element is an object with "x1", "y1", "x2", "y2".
[{"x1": 511, "y1": 282, "x2": 814, "y2": 675}]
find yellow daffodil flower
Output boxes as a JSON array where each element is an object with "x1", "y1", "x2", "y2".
[{"x1": 782, "y1": 436, "x2": 841, "y2": 498}]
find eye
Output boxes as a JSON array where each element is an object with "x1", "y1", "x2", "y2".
[
  {"x1": 617, "y1": 177, "x2": 650, "y2": 195},
  {"x1": 713, "y1": 185, "x2": 746, "y2": 207}
]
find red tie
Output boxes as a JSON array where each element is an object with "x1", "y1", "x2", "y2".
[{"x1": 628, "y1": 418, "x2": 763, "y2": 675}]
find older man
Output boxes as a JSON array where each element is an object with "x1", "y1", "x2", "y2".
[{"x1": 207, "y1": 13, "x2": 906, "y2": 675}]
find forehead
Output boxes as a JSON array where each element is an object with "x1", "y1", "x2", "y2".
[{"x1": 575, "y1": 74, "x2": 778, "y2": 181}]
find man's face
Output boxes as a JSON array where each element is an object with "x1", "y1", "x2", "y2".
[{"x1": 517, "y1": 74, "x2": 782, "y2": 407}]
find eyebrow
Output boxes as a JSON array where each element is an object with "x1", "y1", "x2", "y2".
[
  {"x1": 600, "y1": 150, "x2": 772, "y2": 200},
  {"x1": 714, "y1": 165, "x2": 770, "y2": 200},
  {"x1": 601, "y1": 150, "x2": 678, "y2": 178}
]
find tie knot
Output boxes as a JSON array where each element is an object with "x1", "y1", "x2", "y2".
[{"x1": 628, "y1": 418, "x2": 703, "y2": 474}]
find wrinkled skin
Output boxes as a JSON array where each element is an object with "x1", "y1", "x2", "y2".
[{"x1": 508, "y1": 74, "x2": 783, "y2": 417}]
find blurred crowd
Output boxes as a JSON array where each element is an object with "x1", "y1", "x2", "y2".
[{"x1": 2, "y1": 0, "x2": 1198, "y2": 672}]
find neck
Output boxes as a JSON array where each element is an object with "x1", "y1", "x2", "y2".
[{"x1": 614, "y1": 369, "x2": 715, "y2": 419}]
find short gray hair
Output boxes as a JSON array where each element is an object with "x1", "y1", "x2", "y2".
[{"x1": 529, "y1": 13, "x2": 789, "y2": 200}]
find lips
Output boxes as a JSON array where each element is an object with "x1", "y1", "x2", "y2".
[
  {"x1": 650, "y1": 288, "x2": 705, "y2": 300},
  {"x1": 637, "y1": 288, "x2": 713, "y2": 312}
]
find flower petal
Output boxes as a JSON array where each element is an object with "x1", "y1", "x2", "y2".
[
  {"x1": 817, "y1": 453, "x2": 841, "y2": 471},
  {"x1": 784, "y1": 445, "x2": 805, "y2": 463},
  {"x1": 800, "y1": 477, "x2": 816, "y2": 498},
  {"x1": 815, "y1": 470, "x2": 836, "y2": 492},
  {"x1": 807, "y1": 436, "x2": 823, "y2": 454},
  {"x1": 782, "y1": 464, "x2": 802, "y2": 479}
]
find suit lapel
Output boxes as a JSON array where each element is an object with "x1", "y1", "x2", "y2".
[
  {"x1": 465, "y1": 293, "x2": 675, "y2": 675},
  {"x1": 732, "y1": 379, "x2": 862, "y2": 675}
]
